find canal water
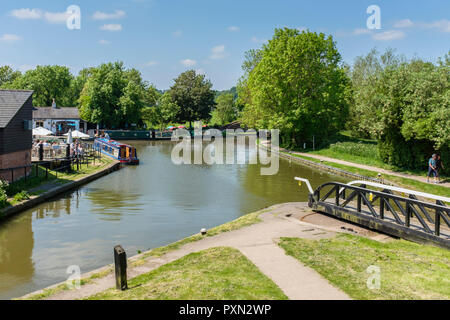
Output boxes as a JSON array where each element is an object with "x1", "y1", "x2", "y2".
[{"x1": 0, "y1": 140, "x2": 348, "y2": 299}]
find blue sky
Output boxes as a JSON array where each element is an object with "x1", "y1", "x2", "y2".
[{"x1": 0, "y1": 0, "x2": 449, "y2": 90}]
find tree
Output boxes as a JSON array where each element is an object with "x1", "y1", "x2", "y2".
[
  {"x1": 210, "y1": 93, "x2": 236, "y2": 125},
  {"x1": 78, "y1": 62, "x2": 147, "y2": 128},
  {"x1": 5, "y1": 65, "x2": 74, "y2": 106},
  {"x1": 142, "y1": 91, "x2": 179, "y2": 130},
  {"x1": 347, "y1": 48, "x2": 405, "y2": 138},
  {"x1": 375, "y1": 59, "x2": 449, "y2": 169},
  {"x1": 169, "y1": 70, "x2": 216, "y2": 128},
  {"x1": 0, "y1": 66, "x2": 21, "y2": 87},
  {"x1": 348, "y1": 49, "x2": 449, "y2": 170},
  {"x1": 239, "y1": 28, "x2": 351, "y2": 147}
]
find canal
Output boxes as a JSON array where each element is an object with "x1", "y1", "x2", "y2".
[{"x1": 0, "y1": 140, "x2": 348, "y2": 299}]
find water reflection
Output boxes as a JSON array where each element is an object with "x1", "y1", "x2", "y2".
[
  {"x1": 0, "y1": 214, "x2": 34, "y2": 294},
  {"x1": 0, "y1": 140, "x2": 348, "y2": 299}
]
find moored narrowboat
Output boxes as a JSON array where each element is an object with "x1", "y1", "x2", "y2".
[{"x1": 93, "y1": 138, "x2": 139, "y2": 165}]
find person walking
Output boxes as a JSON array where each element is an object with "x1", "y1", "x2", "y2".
[
  {"x1": 427, "y1": 154, "x2": 438, "y2": 184},
  {"x1": 436, "y1": 154, "x2": 445, "y2": 183}
]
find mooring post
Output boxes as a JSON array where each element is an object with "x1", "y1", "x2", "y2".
[{"x1": 114, "y1": 245, "x2": 128, "y2": 291}]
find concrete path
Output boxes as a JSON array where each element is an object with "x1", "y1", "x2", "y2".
[{"x1": 23, "y1": 202, "x2": 389, "y2": 300}]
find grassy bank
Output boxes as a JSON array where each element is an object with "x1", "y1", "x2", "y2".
[
  {"x1": 279, "y1": 234, "x2": 450, "y2": 300},
  {"x1": 22, "y1": 208, "x2": 265, "y2": 300},
  {"x1": 1, "y1": 157, "x2": 114, "y2": 209},
  {"x1": 289, "y1": 153, "x2": 450, "y2": 198},
  {"x1": 86, "y1": 247, "x2": 288, "y2": 300}
]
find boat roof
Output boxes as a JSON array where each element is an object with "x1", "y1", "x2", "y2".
[{"x1": 95, "y1": 138, "x2": 134, "y2": 148}]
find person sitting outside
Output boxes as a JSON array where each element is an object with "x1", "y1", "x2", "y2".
[{"x1": 427, "y1": 154, "x2": 438, "y2": 184}]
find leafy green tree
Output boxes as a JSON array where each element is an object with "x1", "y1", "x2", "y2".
[
  {"x1": 144, "y1": 84, "x2": 161, "y2": 107},
  {"x1": 211, "y1": 93, "x2": 236, "y2": 125},
  {"x1": 169, "y1": 70, "x2": 216, "y2": 128},
  {"x1": 78, "y1": 62, "x2": 147, "y2": 128},
  {"x1": 5, "y1": 65, "x2": 74, "y2": 107},
  {"x1": 0, "y1": 66, "x2": 21, "y2": 87},
  {"x1": 348, "y1": 48, "x2": 405, "y2": 138},
  {"x1": 142, "y1": 91, "x2": 179, "y2": 130},
  {"x1": 239, "y1": 28, "x2": 351, "y2": 147},
  {"x1": 349, "y1": 49, "x2": 449, "y2": 170},
  {"x1": 376, "y1": 59, "x2": 449, "y2": 169}
]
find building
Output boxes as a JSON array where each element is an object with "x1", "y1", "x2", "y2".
[
  {"x1": 32, "y1": 100, "x2": 91, "y2": 135},
  {"x1": 0, "y1": 90, "x2": 34, "y2": 182}
]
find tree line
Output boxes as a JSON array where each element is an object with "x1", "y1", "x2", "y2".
[
  {"x1": 1, "y1": 27, "x2": 448, "y2": 170},
  {"x1": 236, "y1": 28, "x2": 449, "y2": 171}
]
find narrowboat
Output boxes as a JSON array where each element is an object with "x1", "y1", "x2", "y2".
[
  {"x1": 104, "y1": 130, "x2": 152, "y2": 140},
  {"x1": 93, "y1": 138, "x2": 139, "y2": 165}
]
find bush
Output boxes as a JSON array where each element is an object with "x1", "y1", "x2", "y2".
[
  {"x1": 379, "y1": 131, "x2": 449, "y2": 173},
  {"x1": 13, "y1": 191, "x2": 30, "y2": 202},
  {"x1": 0, "y1": 180, "x2": 9, "y2": 208}
]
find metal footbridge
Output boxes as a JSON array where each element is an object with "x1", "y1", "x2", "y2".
[{"x1": 296, "y1": 178, "x2": 450, "y2": 249}]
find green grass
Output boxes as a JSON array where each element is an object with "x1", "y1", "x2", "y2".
[
  {"x1": 300, "y1": 132, "x2": 448, "y2": 178},
  {"x1": 22, "y1": 209, "x2": 264, "y2": 300},
  {"x1": 86, "y1": 247, "x2": 288, "y2": 300},
  {"x1": 279, "y1": 234, "x2": 450, "y2": 300},
  {"x1": 290, "y1": 153, "x2": 450, "y2": 198}
]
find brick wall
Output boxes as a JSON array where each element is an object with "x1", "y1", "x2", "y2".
[{"x1": 0, "y1": 149, "x2": 32, "y2": 182}]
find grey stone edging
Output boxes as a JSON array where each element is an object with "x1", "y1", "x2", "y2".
[
  {"x1": 0, "y1": 161, "x2": 121, "y2": 221},
  {"x1": 261, "y1": 144, "x2": 387, "y2": 185}
]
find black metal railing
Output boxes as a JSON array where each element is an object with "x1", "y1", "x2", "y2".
[{"x1": 310, "y1": 182, "x2": 449, "y2": 239}]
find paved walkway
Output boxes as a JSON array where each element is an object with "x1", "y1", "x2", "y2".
[
  {"x1": 22, "y1": 202, "x2": 390, "y2": 301},
  {"x1": 279, "y1": 147, "x2": 450, "y2": 188}
]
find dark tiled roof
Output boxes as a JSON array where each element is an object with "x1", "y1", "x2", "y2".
[
  {"x1": 0, "y1": 90, "x2": 33, "y2": 128},
  {"x1": 33, "y1": 107, "x2": 80, "y2": 120}
]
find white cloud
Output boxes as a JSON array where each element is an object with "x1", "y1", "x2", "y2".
[
  {"x1": 251, "y1": 37, "x2": 267, "y2": 44},
  {"x1": 427, "y1": 19, "x2": 450, "y2": 33},
  {"x1": 372, "y1": 30, "x2": 405, "y2": 41},
  {"x1": 393, "y1": 18, "x2": 450, "y2": 33},
  {"x1": 173, "y1": 30, "x2": 182, "y2": 37},
  {"x1": 228, "y1": 26, "x2": 240, "y2": 32},
  {"x1": 297, "y1": 26, "x2": 308, "y2": 32},
  {"x1": 394, "y1": 19, "x2": 414, "y2": 28},
  {"x1": 181, "y1": 59, "x2": 197, "y2": 67},
  {"x1": 196, "y1": 68, "x2": 205, "y2": 75},
  {"x1": 44, "y1": 11, "x2": 70, "y2": 24},
  {"x1": 10, "y1": 8, "x2": 42, "y2": 19},
  {"x1": 209, "y1": 45, "x2": 226, "y2": 60},
  {"x1": 18, "y1": 64, "x2": 34, "y2": 72},
  {"x1": 99, "y1": 39, "x2": 111, "y2": 45},
  {"x1": 353, "y1": 28, "x2": 372, "y2": 35},
  {"x1": 0, "y1": 34, "x2": 21, "y2": 42},
  {"x1": 93, "y1": 10, "x2": 126, "y2": 20},
  {"x1": 145, "y1": 61, "x2": 158, "y2": 67},
  {"x1": 10, "y1": 8, "x2": 70, "y2": 24},
  {"x1": 100, "y1": 24, "x2": 123, "y2": 31}
]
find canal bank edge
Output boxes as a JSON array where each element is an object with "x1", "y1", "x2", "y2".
[
  {"x1": 19, "y1": 206, "x2": 267, "y2": 300},
  {"x1": 260, "y1": 142, "x2": 387, "y2": 185},
  {"x1": 0, "y1": 161, "x2": 121, "y2": 221}
]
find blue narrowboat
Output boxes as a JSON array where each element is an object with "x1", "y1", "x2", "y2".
[{"x1": 93, "y1": 138, "x2": 139, "y2": 165}]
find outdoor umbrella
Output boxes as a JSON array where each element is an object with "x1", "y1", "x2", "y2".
[
  {"x1": 64, "y1": 130, "x2": 90, "y2": 139},
  {"x1": 32, "y1": 126, "x2": 53, "y2": 136}
]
